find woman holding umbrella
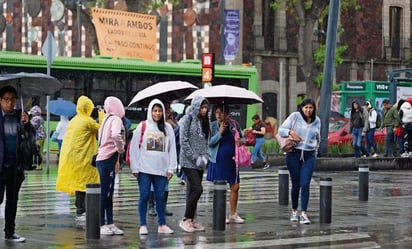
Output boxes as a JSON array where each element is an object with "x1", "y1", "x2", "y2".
[{"x1": 207, "y1": 103, "x2": 245, "y2": 224}]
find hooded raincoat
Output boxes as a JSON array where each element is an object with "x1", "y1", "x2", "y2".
[
  {"x1": 56, "y1": 96, "x2": 102, "y2": 195},
  {"x1": 129, "y1": 99, "x2": 177, "y2": 176}
]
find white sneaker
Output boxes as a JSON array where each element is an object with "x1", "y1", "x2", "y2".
[
  {"x1": 139, "y1": 226, "x2": 148, "y2": 235},
  {"x1": 401, "y1": 152, "x2": 410, "y2": 158},
  {"x1": 108, "y1": 224, "x2": 124, "y2": 235},
  {"x1": 75, "y1": 213, "x2": 85, "y2": 222},
  {"x1": 100, "y1": 225, "x2": 114, "y2": 235},
  {"x1": 227, "y1": 213, "x2": 245, "y2": 224},
  {"x1": 371, "y1": 153, "x2": 379, "y2": 158},
  {"x1": 299, "y1": 213, "x2": 311, "y2": 224},
  {"x1": 290, "y1": 211, "x2": 298, "y2": 222},
  {"x1": 158, "y1": 225, "x2": 174, "y2": 234}
]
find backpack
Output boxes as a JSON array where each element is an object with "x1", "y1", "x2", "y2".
[
  {"x1": 125, "y1": 121, "x2": 146, "y2": 166},
  {"x1": 371, "y1": 109, "x2": 382, "y2": 128},
  {"x1": 19, "y1": 121, "x2": 42, "y2": 170}
]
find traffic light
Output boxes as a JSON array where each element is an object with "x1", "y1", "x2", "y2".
[{"x1": 202, "y1": 53, "x2": 214, "y2": 84}]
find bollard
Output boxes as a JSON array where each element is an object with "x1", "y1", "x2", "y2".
[
  {"x1": 278, "y1": 166, "x2": 289, "y2": 205},
  {"x1": 358, "y1": 165, "x2": 369, "y2": 201},
  {"x1": 319, "y1": 177, "x2": 332, "y2": 224},
  {"x1": 86, "y1": 183, "x2": 100, "y2": 240},
  {"x1": 213, "y1": 180, "x2": 226, "y2": 231}
]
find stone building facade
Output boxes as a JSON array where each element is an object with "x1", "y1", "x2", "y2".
[{"x1": 0, "y1": 0, "x2": 411, "y2": 121}]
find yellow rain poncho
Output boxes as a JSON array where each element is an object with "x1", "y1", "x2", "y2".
[{"x1": 56, "y1": 96, "x2": 103, "y2": 195}]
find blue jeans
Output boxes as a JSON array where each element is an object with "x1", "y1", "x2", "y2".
[
  {"x1": 286, "y1": 149, "x2": 316, "y2": 212},
  {"x1": 96, "y1": 153, "x2": 118, "y2": 226},
  {"x1": 366, "y1": 128, "x2": 378, "y2": 154},
  {"x1": 352, "y1": 128, "x2": 369, "y2": 157},
  {"x1": 251, "y1": 137, "x2": 265, "y2": 163},
  {"x1": 137, "y1": 172, "x2": 167, "y2": 226}
]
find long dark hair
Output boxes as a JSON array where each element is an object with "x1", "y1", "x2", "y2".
[
  {"x1": 299, "y1": 98, "x2": 317, "y2": 123},
  {"x1": 199, "y1": 99, "x2": 210, "y2": 139},
  {"x1": 153, "y1": 103, "x2": 166, "y2": 136}
]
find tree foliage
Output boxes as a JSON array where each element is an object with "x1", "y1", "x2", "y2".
[{"x1": 271, "y1": 0, "x2": 360, "y2": 100}]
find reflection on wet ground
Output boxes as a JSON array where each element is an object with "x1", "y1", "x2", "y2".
[{"x1": 1, "y1": 163, "x2": 411, "y2": 248}]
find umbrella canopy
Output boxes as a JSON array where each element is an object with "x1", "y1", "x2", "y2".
[
  {"x1": 128, "y1": 81, "x2": 198, "y2": 107},
  {"x1": 0, "y1": 72, "x2": 63, "y2": 96},
  {"x1": 185, "y1": 84, "x2": 263, "y2": 104},
  {"x1": 46, "y1": 98, "x2": 77, "y2": 117}
]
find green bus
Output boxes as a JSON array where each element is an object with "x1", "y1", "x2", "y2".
[{"x1": 0, "y1": 51, "x2": 259, "y2": 128}]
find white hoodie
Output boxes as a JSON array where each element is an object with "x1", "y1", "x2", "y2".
[{"x1": 129, "y1": 99, "x2": 177, "y2": 176}]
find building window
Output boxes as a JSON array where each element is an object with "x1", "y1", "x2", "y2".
[{"x1": 389, "y1": 6, "x2": 402, "y2": 58}]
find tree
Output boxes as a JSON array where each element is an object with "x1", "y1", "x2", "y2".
[{"x1": 272, "y1": 0, "x2": 359, "y2": 100}]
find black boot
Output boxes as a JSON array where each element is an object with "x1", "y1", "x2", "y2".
[
  {"x1": 164, "y1": 191, "x2": 173, "y2": 216},
  {"x1": 148, "y1": 191, "x2": 157, "y2": 216}
]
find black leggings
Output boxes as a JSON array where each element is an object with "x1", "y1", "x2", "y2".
[{"x1": 182, "y1": 168, "x2": 203, "y2": 220}]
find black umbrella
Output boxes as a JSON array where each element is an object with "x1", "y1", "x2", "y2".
[{"x1": 0, "y1": 72, "x2": 63, "y2": 96}]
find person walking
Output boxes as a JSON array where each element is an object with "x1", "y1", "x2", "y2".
[
  {"x1": 349, "y1": 100, "x2": 370, "y2": 158},
  {"x1": 29, "y1": 105, "x2": 45, "y2": 169},
  {"x1": 207, "y1": 103, "x2": 246, "y2": 225},
  {"x1": 399, "y1": 100, "x2": 412, "y2": 157},
  {"x1": 129, "y1": 99, "x2": 176, "y2": 235},
  {"x1": 248, "y1": 114, "x2": 270, "y2": 169},
  {"x1": 395, "y1": 99, "x2": 405, "y2": 155},
  {"x1": 382, "y1": 99, "x2": 400, "y2": 157},
  {"x1": 56, "y1": 96, "x2": 104, "y2": 222},
  {"x1": 53, "y1": 115, "x2": 69, "y2": 161},
  {"x1": 364, "y1": 101, "x2": 379, "y2": 157},
  {"x1": 0, "y1": 85, "x2": 32, "y2": 242},
  {"x1": 179, "y1": 96, "x2": 210, "y2": 233},
  {"x1": 277, "y1": 98, "x2": 320, "y2": 224},
  {"x1": 95, "y1": 97, "x2": 126, "y2": 236}
]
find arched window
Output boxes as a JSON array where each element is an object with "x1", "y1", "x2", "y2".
[{"x1": 383, "y1": 0, "x2": 410, "y2": 59}]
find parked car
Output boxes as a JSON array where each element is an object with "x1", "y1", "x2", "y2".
[{"x1": 328, "y1": 118, "x2": 386, "y2": 148}]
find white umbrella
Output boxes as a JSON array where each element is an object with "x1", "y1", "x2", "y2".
[
  {"x1": 185, "y1": 84, "x2": 263, "y2": 104},
  {"x1": 128, "y1": 81, "x2": 198, "y2": 106}
]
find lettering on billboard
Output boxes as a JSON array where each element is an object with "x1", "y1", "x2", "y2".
[
  {"x1": 375, "y1": 83, "x2": 389, "y2": 91},
  {"x1": 91, "y1": 8, "x2": 157, "y2": 61},
  {"x1": 344, "y1": 83, "x2": 365, "y2": 91}
]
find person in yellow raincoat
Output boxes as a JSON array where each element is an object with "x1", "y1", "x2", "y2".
[{"x1": 56, "y1": 96, "x2": 104, "y2": 222}]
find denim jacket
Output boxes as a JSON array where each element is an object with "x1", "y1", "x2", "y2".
[{"x1": 208, "y1": 118, "x2": 243, "y2": 163}]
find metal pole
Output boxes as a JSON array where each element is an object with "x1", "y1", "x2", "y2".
[
  {"x1": 278, "y1": 166, "x2": 289, "y2": 205},
  {"x1": 213, "y1": 180, "x2": 226, "y2": 231},
  {"x1": 46, "y1": 96, "x2": 50, "y2": 174},
  {"x1": 279, "y1": 62, "x2": 283, "y2": 125},
  {"x1": 318, "y1": 0, "x2": 341, "y2": 156},
  {"x1": 319, "y1": 177, "x2": 332, "y2": 224},
  {"x1": 86, "y1": 183, "x2": 100, "y2": 240},
  {"x1": 358, "y1": 164, "x2": 369, "y2": 201}
]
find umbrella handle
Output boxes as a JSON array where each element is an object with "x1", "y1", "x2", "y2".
[{"x1": 20, "y1": 96, "x2": 24, "y2": 112}]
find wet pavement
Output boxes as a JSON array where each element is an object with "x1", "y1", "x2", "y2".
[{"x1": 1, "y1": 157, "x2": 412, "y2": 248}]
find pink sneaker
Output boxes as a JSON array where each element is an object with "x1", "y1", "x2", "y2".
[
  {"x1": 179, "y1": 219, "x2": 195, "y2": 233},
  {"x1": 191, "y1": 220, "x2": 205, "y2": 231}
]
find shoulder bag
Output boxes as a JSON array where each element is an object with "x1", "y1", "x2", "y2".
[{"x1": 276, "y1": 115, "x2": 298, "y2": 153}]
